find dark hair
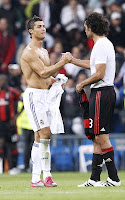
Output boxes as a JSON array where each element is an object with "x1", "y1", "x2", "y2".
[
  {"x1": 85, "y1": 12, "x2": 109, "y2": 36},
  {"x1": 27, "y1": 15, "x2": 43, "y2": 37}
]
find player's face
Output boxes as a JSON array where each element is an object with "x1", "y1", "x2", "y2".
[
  {"x1": 32, "y1": 21, "x2": 46, "y2": 39},
  {"x1": 84, "y1": 22, "x2": 93, "y2": 38}
]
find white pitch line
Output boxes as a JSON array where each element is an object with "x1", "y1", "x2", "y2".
[{"x1": 0, "y1": 190, "x2": 125, "y2": 195}]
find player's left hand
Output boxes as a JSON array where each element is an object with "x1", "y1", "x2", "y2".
[{"x1": 76, "y1": 82, "x2": 84, "y2": 93}]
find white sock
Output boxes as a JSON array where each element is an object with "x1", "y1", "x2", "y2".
[
  {"x1": 39, "y1": 139, "x2": 52, "y2": 180},
  {"x1": 31, "y1": 142, "x2": 42, "y2": 183}
]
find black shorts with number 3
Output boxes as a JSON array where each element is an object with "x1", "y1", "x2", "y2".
[{"x1": 89, "y1": 86, "x2": 116, "y2": 135}]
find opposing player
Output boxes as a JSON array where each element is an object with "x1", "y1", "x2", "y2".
[
  {"x1": 65, "y1": 13, "x2": 121, "y2": 187},
  {"x1": 21, "y1": 16, "x2": 70, "y2": 187}
]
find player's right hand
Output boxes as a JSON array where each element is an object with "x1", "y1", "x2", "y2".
[{"x1": 61, "y1": 52, "x2": 73, "y2": 63}]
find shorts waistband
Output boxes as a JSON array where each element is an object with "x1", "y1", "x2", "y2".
[
  {"x1": 25, "y1": 88, "x2": 49, "y2": 93},
  {"x1": 91, "y1": 86, "x2": 114, "y2": 91}
]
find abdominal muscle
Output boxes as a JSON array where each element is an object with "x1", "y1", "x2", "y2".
[{"x1": 26, "y1": 72, "x2": 52, "y2": 89}]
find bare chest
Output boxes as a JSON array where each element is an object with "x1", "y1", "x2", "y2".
[{"x1": 36, "y1": 48, "x2": 50, "y2": 66}]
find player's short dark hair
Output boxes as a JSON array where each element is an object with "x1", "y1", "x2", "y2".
[
  {"x1": 27, "y1": 15, "x2": 43, "y2": 30},
  {"x1": 85, "y1": 12, "x2": 109, "y2": 36},
  {"x1": 27, "y1": 15, "x2": 43, "y2": 37}
]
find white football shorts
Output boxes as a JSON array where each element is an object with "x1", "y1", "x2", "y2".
[{"x1": 23, "y1": 88, "x2": 50, "y2": 132}]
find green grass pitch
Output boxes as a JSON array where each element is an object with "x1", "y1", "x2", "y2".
[{"x1": 0, "y1": 171, "x2": 125, "y2": 200}]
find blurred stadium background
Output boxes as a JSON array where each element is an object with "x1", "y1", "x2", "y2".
[{"x1": 0, "y1": 0, "x2": 125, "y2": 180}]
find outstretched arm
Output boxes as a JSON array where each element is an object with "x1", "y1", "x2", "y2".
[
  {"x1": 21, "y1": 50, "x2": 69, "y2": 79},
  {"x1": 71, "y1": 58, "x2": 90, "y2": 69},
  {"x1": 62, "y1": 52, "x2": 90, "y2": 69}
]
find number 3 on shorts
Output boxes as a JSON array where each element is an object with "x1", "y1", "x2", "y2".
[{"x1": 89, "y1": 118, "x2": 93, "y2": 128}]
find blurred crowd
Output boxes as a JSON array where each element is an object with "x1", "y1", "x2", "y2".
[{"x1": 0, "y1": 0, "x2": 125, "y2": 173}]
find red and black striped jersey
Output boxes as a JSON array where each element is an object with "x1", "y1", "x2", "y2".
[{"x1": 0, "y1": 87, "x2": 22, "y2": 121}]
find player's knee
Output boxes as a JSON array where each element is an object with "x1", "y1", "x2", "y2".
[
  {"x1": 38, "y1": 128, "x2": 51, "y2": 139},
  {"x1": 95, "y1": 135, "x2": 105, "y2": 146},
  {"x1": 95, "y1": 134, "x2": 110, "y2": 146},
  {"x1": 42, "y1": 131, "x2": 51, "y2": 139},
  {"x1": 94, "y1": 135, "x2": 101, "y2": 144}
]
